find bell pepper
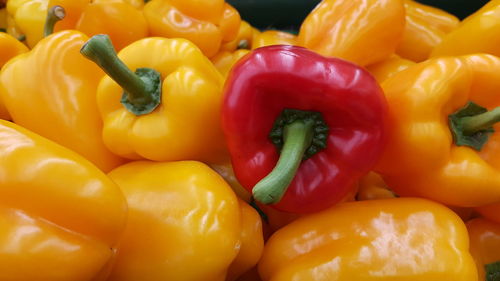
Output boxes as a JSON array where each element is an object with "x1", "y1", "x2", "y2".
[
  {"x1": 376, "y1": 54, "x2": 500, "y2": 207},
  {"x1": 0, "y1": 30, "x2": 125, "y2": 172},
  {"x1": 476, "y1": 203, "x2": 500, "y2": 225},
  {"x1": 75, "y1": 0, "x2": 148, "y2": 51},
  {"x1": 467, "y1": 218, "x2": 500, "y2": 281},
  {"x1": 220, "y1": 20, "x2": 255, "y2": 52},
  {"x1": 432, "y1": 0, "x2": 500, "y2": 58},
  {"x1": 49, "y1": 0, "x2": 87, "y2": 32},
  {"x1": 222, "y1": 45, "x2": 388, "y2": 213},
  {"x1": 396, "y1": 0, "x2": 459, "y2": 62},
  {"x1": 0, "y1": 119, "x2": 127, "y2": 281},
  {"x1": 356, "y1": 171, "x2": 397, "y2": 201},
  {"x1": 251, "y1": 30, "x2": 296, "y2": 49},
  {"x1": 143, "y1": 0, "x2": 241, "y2": 57},
  {"x1": 211, "y1": 49, "x2": 250, "y2": 78},
  {"x1": 105, "y1": 161, "x2": 243, "y2": 281},
  {"x1": 259, "y1": 198, "x2": 478, "y2": 281},
  {"x1": 210, "y1": 162, "x2": 252, "y2": 202},
  {"x1": 298, "y1": 0, "x2": 405, "y2": 66},
  {"x1": 366, "y1": 54, "x2": 415, "y2": 83},
  {"x1": 0, "y1": 32, "x2": 28, "y2": 120},
  {"x1": 0, "y1": 4, "x2": 6, "y2": 31},
  {"x1": 227, "y1": 198, "x2": 265, "y2": 281},
  {"x1": 80, "y1": 35, "x2": 227, "y2": 163},
  {"x1": 6, "y1": 0, "x2": 49, "y2": 47}
]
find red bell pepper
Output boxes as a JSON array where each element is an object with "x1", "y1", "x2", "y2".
[{"x1": 222, "y1": 45, "x2": 388, "y2": 213}]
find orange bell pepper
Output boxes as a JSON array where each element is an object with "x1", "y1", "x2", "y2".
[
  {"x1": 0, "y1": 119, "x2": 127, "y2": 281},
  {"x1": 105, "y1": 161, "x2": 243, "y2": 281},
  {"x1": 259, "y1": 198, "x2": 477, "y2": 281},
  {"x1": 298, "y1": 0, "x2": 405, "y2": 66},
  {"x1": 143, "y1": 0, "x2": 241, "y2": 57},
  {"x1": 467, "y1": 218, "x2": 500, "y2": 281},
  {"x1": 432, "y1": 0, "x2": 500, "y2": 58},
  {"x1": 227, "y1": 199, "x2": 265, "y2": 281},
  {"x1": 0, "y1": 32, "x2": 28, "y2": 120},
  {"x1": 396, "y1": 0, "x2": 459, "y2": 62},
  {"x1": 0, "y1": 30, "x2": 124, "y2": 172},
  {"x1": 251, "y1": 30, "x2": 296, "y2": 49},
  {"x1": 220, "y1": 20, "x2": 255, "y2": 52},
  {"x1": 376, "y1": 54, "x2": 500, "y2": 207},
  {"x1": 211, "y1": 49, "x2": 250, "y2": 78},
  {"x1": 476, "y1": 203, "x2": 500, "y2": 225},
  {"x1": 366, "y1": 55, "x2": 415, "y2": 83},
  {"x1": 356, "y1": 171, "x2": 397, "y2": 201}
]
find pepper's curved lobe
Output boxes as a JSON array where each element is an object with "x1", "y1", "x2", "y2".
[
  {"x1": 0, "y1": 120, "x2": 127, "y2": 281},
  {"x1": 222, "y1": 45, "x2": 388, "y2": 213}
]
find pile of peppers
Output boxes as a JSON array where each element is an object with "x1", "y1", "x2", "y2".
[{"x1": 2, "y1": 0, "x2": 500, "y2": 280}]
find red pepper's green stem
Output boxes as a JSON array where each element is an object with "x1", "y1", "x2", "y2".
[
  {"x1": 253, "y1": 120, "x2": 314, "y2": 205},
  {"x1": 43, "y1": 6, "x2": 65, "y2": 37},
  {"x1": 462, "y1": 107, "x2": 500, "y2": 135}
]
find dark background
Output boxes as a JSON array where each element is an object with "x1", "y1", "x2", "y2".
[{"x1": 227, "y1": 0, "x2": 489, "y2": 31}]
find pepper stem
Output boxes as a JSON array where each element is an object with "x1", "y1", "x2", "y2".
[
  {"x1": 462, "y1": 107, "x2": 500, "y2": 135},
  {"x1": 252, "y1": 120, "x2": 314, "y2": 204},
  {"x1": 43, "y1": 6, "x2": 65, "y2": 37},
  {"x1": 80, "y1": 34, "x2": 161, "y2": 115}
]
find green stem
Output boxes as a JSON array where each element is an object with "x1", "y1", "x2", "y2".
[
  {"x1": 462, "y1": 106, "x2": 500, "y2": 135},
  {"x1": 252, "y1": 120, "x2": 314, "y2": 204},
  {"x1": 80, "y1": 34, "x2": 161, "y2": 115},
  {"x1": 43, "y1": 6, "x2": 65, "y2": 37}
]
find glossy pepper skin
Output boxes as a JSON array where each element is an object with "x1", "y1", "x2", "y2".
[
  {"x1": 0, "y1": 120, "x2": 127, "y2": 281},
  {"x1": 222, "y1": 45, "x2": 387, "y2": 213},
  {"x1": 144, "y1": 0, "x2": 240, "y2": 57},
  {"x1": 81, "y1": 36, "x2": 227, "y2": 163},
  {"x1": 0, "y1": 31, "x2": 124, "y2": 172},
  {"x1": 298, "y1": 0, "x2": 405, "y2": 66},
  {"x1": 376, "y1": 54, "x2": 500, "y2": 207},
  {"x1": 366, "y1": 54, "x2": 415, "y2": 83},
  {"x1": 396, "y1": 0, "x2": 459, "y2": 62},
  {"x1": 106, "y1": 161, "x2": 242, "y2": 281},
  {"x1": 467, "y1": 218, "x2": 500, "y2": 281},
  {"x1": 75, "y1": 0, "x2": 148, "y2": 51},
  {"x1": 432, "y1": 0, "x2": 500, "y2": 58},
  {"x1": 259, "y1": 198, "x2": 477, "y2": 281},
  {"x1": 211, "y1": 49, "x2": 250, "y2": 78},
  {"x1": 227, "y1": 199, "x2": 265, "y2": 281},
  {"x1": 251, "y1": 30, "x2": 296, "y2": 49},
  {"x1": 0, "y1": 32, "x2": 28, "y2": 120}
]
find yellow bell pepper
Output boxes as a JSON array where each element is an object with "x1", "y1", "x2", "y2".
[
  {"x1": 0, "y1": 33, "x2": 28, "y2": 120},
  {"x1": 376, "y1": 54, "x2": 500, "y2": 207},
  {"x1": 227, "y1": 199, "x2": 265, "y2": 281},
  {"x1": 6, "y1": 0, "x2": 51, "y2": 48},
  {"x1": 298, "y1": 0, "x2": 405, "y2": 66},
  {"x1": 0, "y1": 30, "x2": 125, "y2": 172},
  {"x1": 144, "y1": 0, "x2": 241, "y2": 57},
  {"x1": 432, "y1": 0, "x2": 500, "y2": 58},
  {"x1": 0, "y1": 119, "x2": 127, "y2": 281},
  {"x1": 49, "y1": 0, "x2": 88, "y2": 31},
  {"x1": 81, "y1": 35, "x2": 228, "y2": 164},
  {"x1": 396, "y1": 0, "x2": 459, "y2": 62},
  {"x1": 211, "y1": 49, "x2": 250, "y2": 78},
  {"x1": 105, "y1": 161, "x2": 242, "y2": 281},
  {"x1": 467, "y1": 218, "x2": 500, "y2": 281},
  {"x1": 366, "y1": 54, "x2": 415, "y2": 83},
  {"x1": 75, "y1": 0, "x2": 148, "y2": 51},
  {"x1": 356, "y1": 171, "x2": 397, "y2": 201},
  {"x1": 259, "y1": 198, "x2": 477, "y2": 281},
  {"x1": 220, "y1": 20, "x2": 255, "y2": 52},
  {"x1": 210, "y1": 162, "x2": 252, "y2": 202},
  {"x1": 251, "y1": 30, "x2": 296, "y2": 49}
]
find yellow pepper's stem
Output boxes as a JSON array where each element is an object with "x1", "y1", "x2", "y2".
[
  {"x1": 462, "y1": 106, "x2": 500, "y2": 135},
  {"x1": 43, "y1": 6, "x2": 65, "y2": 37},
  {"x1": 252, "y1": 120, "x2": 314, "y2": 205},
  {"x1": 80, "y1": 34, "x2": 161, "y2": 115}
]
